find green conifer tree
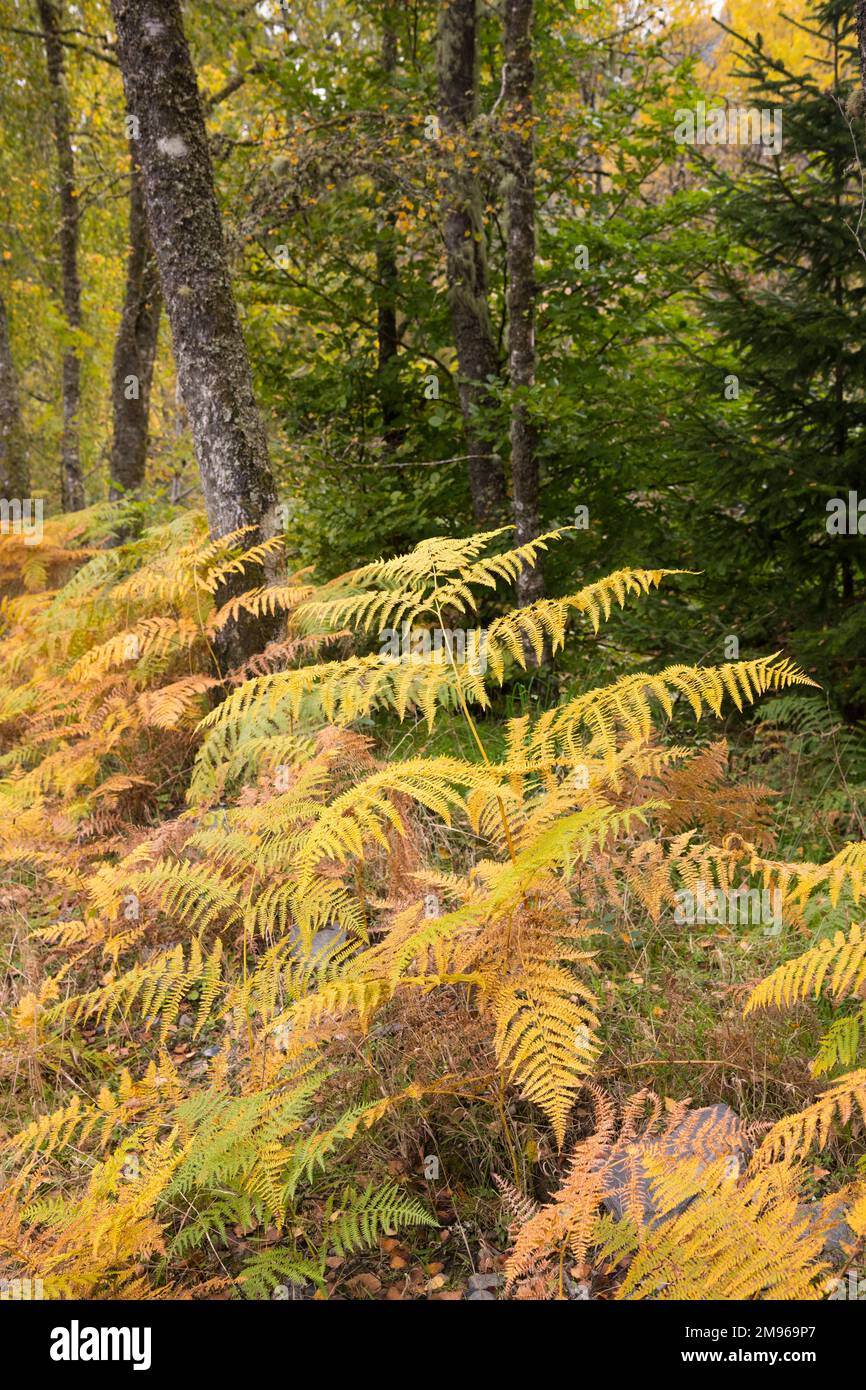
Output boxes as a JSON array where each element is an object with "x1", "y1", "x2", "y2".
[{"x1": 704, "y1": 0, "x2": 866, "y2": 707}]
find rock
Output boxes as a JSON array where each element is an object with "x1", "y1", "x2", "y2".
[
  {"x1": 467, "y1": 1273, "x2": 503, "y2": 1292},
  {"x1": 288, "y1": 925, "x2": 348, "y2": 971},
  {"x1": 602, "y1": 1103, "x2": 745, "y2": 1225},
  {"x1": 466, "y1": 1289, "x2": 496, "y2": 1300},
  {"x1": 796, "y1": 1198, "x2": 858, "y2": 1264}
]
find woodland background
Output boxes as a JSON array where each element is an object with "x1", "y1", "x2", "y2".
[{"x1": 1, "y1": 0, "x2": 864, "y2": 704}]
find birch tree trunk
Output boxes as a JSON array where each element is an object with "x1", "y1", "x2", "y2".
[
  {"x1": 504, "y1": 0, "x2": 545, "y2": 611},
  {"x1": 37, "y1": 0, "x2": 85, "y2": 512},
  {"x1": 0, "y1": 292, "x2": 28, "y2": 499},
  {"x1": 110, "y1": 0, "x2": 280, "y2": 670},
  {"x1": 109, "y1": 154, "x2": 161, "y2": 499},
  {"x1": 437, "y1": 0, "x2": 507, "y2": 525}
]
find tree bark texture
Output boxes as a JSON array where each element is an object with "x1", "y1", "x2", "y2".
[
  {"x1": 109, "y1": 152, "x2": 162, "y2": 499},
  {"x1": 504, "y1": 0, "x2": 545, "y2": 610},
  {"x1": 110, "y1": 0, "x2": 280, "y2": 671},
  {"x1": 376, "y1": 17, "x2": 403, "y2": 444},
  {"x1": 857, "y1": 1, "x2": 866, "y2": 96},
  {"x1": 437, "y1": 0, "x2": 507, "y2": 525},
  {"x1": 0, "y1": 292, "x2": 28, "y2": 500},
  {"x1": 37, "y1": 0, "x2": 85, "y2": 512}
]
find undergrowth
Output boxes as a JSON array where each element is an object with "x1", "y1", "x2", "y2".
[{"x1": 0, "y1": 507, "x2": 864, "y2": 1299}]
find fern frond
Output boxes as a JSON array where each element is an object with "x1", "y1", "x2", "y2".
[
  {"x1": 746, "y1": 923, "x2": 866, "y2": 1015},
  {"x1": 237, "y1": 1247, "x2": 322, "y2": 1299},
  {"x1": 137, "y1": 675, "x2": 219, "y2": 729},
  {"x1": 531, "y1": 655, "x2": 816, "y2": 766},
  {"x1": 323, "y1": 1181, "x2": 436, "y2": 1259},
  {"x1": 753, "y1": 1071, "x2": 866, "y2": 1164},
  {"x1": 614, "y1": 1152, "x2": 827, "y2": 1300}
]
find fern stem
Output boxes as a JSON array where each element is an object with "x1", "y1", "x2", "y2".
[
  {"x1": 429, "y1": 584, "x2": 520, "y2": 869},
  {"x1": 495, "y1": 1074, "x2": 522, "y2": 1189}
]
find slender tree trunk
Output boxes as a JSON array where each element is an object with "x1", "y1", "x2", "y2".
[
  {"x1": 504, "y1": 0, "x2": 544, "y2": 611},
  {"x1": 109, "y1": 153, "x2": 162, "y2": 499},
  {"x1": 110, "y1": 0, "x2": 280, "y2": 671},
  {"x1": 37, "y1": 0, "x2": 85, "y2": 512},
  {"x1": 856, "y1": 1, "x2": 866, "y2": 95},
  {"x1": 0, "y1": 292, "x2": 28, "y2": 500},
  {"x1": 376, "y1": 17, "x2": 402, "y2": 445},
  {"x1": 437, "y1": 0, "x2": 507, "y2": 525}
]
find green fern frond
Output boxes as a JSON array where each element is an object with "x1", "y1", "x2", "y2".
[
  {"x1": 323, "y1": 1181, "x2": 437, "y2": 1259},
  {"x1": 237, "y1": 1247, "x2": 323, "y2": 1300}
]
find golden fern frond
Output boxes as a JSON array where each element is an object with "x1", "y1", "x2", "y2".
[
  {"x1": 845, "y1": 1183, "x2": 866, "y2": 1239},
  {"x1": 753, "y1": 1070, "x2": 866, "y2": 1164},
  {"x1": 565, "y1": 568, "x2": 691, "y2": 632},
  {"x1": 299, "y1": 528, "x2": 562, "y2": 635},
  {"x1": 26, "y1": 940, "x2": 226, "y2": 1044},
  {"x1": 193, "y1": 651, "x2": 491, "y2": 783},
  {"x1": 785, "y1": 841, "x2": 866, "y2": 909},
  {"x1": 505, "y1": 1085, "x2": 617, "y2": 1288},
  {"x1": 745, "y1": 923, "x2": 866, "y2": 1015},
  {"x1": 492, "y1": 955, "x2": 599, "y2": 1147},
  {"x1": 208, "y1": 577, "x2": 315, "y2": 633},
  {"x1": 530, "y1": 655, "x2": 816, "y2": 766},
  {"x1": 505, "y1": 1090, "x2": 758, "y2": 1295},
  {"x1": 199, "y1": 532, "x2": 286, "y2": 593},
  {"x1": 289, "y1": 977, "x2": 397, "y2": 1030},
  {"x1": 483, "y1": 568, "x2": 689, "y2": 674},
  {"x1": 332, "y1": 526, "x2": 513, "y2": 589},
  {"x1": 187, "y1": 728, "x2": 316, "y2": 805},
  {"x1": 369, "y1": 806, "x2": 639, "y2": 986},
  {"x1": 3, "y1": 1057, "x2": 182, "y2": 1164},
  {"x1": 137, "y1": 674, "x2": 219, "y2": 729},
  {"x1": 615, "y1": 1152, "x2": 827, "y2": 1300},
  {"x1": 66, "y1": 616, "x2": 201, "y2": 683},
  {"x1": 283, "y1": 757, "x2": 480, "y2": 885},
  {"x1": 114, "y1": 859, "x2": 244, "y2": 935}
]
